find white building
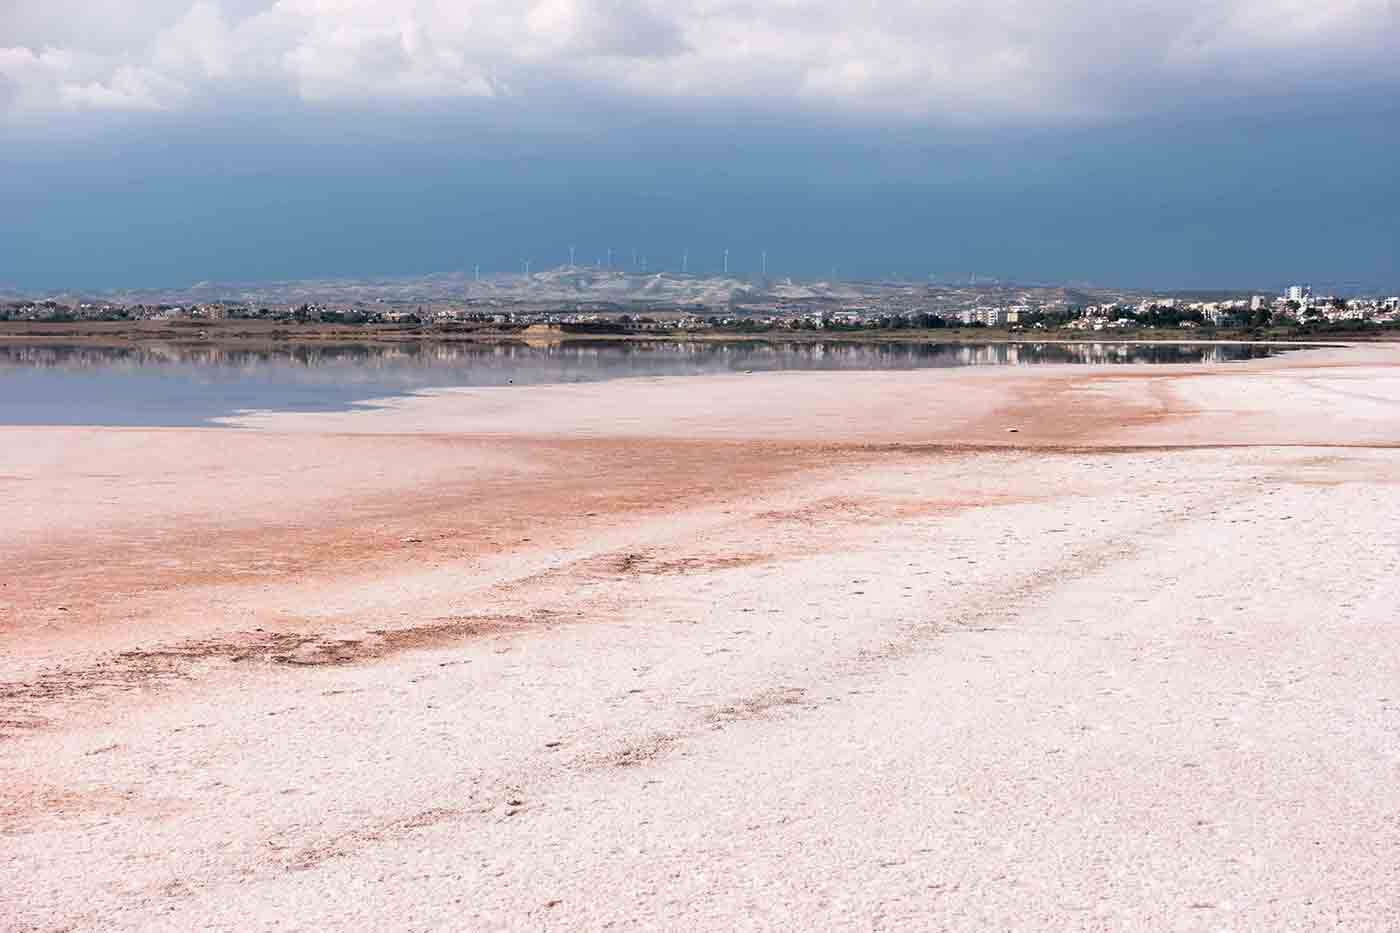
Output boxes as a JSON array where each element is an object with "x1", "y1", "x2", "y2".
[{"x1": 960, "y1": 306, "x2": 1008, "y2": 326}]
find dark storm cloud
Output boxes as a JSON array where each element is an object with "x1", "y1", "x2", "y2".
[{"x1": 1, "y1": 2, "x2": 1396, "y2": 292}]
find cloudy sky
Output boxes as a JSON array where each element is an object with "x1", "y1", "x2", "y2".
[{"x1": 3, "y1": 0, "x2": 1397, "y2": 291}]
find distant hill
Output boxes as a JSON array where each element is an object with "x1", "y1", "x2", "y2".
[{"x1": 3, "y1": 267, "x2": 1256, "y2": 312}]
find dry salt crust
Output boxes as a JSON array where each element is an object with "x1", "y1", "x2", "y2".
[{"x1": 3, "y1": 342, "x2": 1400, "y2": 931}]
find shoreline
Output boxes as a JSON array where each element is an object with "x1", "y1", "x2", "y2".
[{"x1": 0, "y1": 318, "x2": 1375, "y2": 348}]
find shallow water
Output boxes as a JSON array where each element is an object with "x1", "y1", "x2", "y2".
[{"x1": 0, "y1": 340, "x2": 1288, "y2": 427}]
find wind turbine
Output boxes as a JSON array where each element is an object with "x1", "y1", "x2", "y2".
[{"x1": 723, "y1": 249, "x2": 729, "y2": 276}]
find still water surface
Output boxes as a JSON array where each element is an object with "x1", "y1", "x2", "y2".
[{"x1": 0, "y1": 340, "x2": 1287, "y2": 427}]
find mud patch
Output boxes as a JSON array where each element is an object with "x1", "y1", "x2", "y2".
[
  {"x1": 583, "y1": 686, "x2": 812, "y2": 772},
  {"x1": 1265, "y1": 454, "x2": 1400, "y2": 488},
  {"x1": 0, "y1": 782, "x2": 138, "y2": 834},
  {"x1": 274, "y1": 799, "x2": 498, "y2": 873},
  {"x1": 272, "y1": 615, "x2": 536, "y2": 666},
  {"x1": 705, "y1": 686, "x2": 809, "y2": 724},
  {"x1": 0, "y1": 613, "x2": 544, "y2": 738},
  {"x1": 590, "y1": 731, "x2": 681, "y2": 769},
  {"x1": 590, "y1": 550, "x2": 774, "y2": 577},
  {"x1": 756, "y1": 495, "x2": 1034, "y2": 527}
]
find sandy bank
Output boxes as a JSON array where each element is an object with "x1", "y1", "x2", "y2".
[{"x1": 3, "y1": 343, "x2": 1399, "y2": 930}]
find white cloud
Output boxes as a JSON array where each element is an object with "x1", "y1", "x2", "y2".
[
  {"x1": 1, "y1": 0, "x2": 1396, "y2": 122},
  {"x1": 0, "y1": 45, "x2": 176, "y2": 113},
  {"x1": 154, "y1": 1, "x2": 235, "y2": 78},
  {"x1": 59, "y1": 64, "x2": 179, "y2": 111}
]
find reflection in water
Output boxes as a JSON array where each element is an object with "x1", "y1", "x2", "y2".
[{"x1": 0, "y1": 340, "x2": 1287, "y2": 427}]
